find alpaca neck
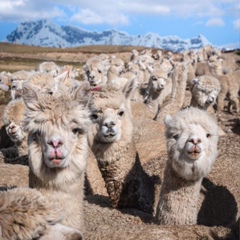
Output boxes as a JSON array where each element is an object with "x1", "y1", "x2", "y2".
[
  {"x1": 157, "y1": 160, "x2": 202, "y2": 225},
  {"x1": 145, "y1": 90, "x2": 161, "y2": 113},
  {"x1": 107, "y1": 70, "x2": 118, "y2": 81},
  {"x1": 29, "y1": 168, "x2": 85, "y2": 231},
  {"x1": 92, "y1": 136, "x2": 154, "y2": 213},
  {"x1": 16, "y1": 138, "x2": 28, "y2": 156}
]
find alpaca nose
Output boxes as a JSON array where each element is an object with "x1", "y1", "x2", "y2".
[
  {"x1": 189, "y1": 137, "x2": 201, "y2": 145},
  {"x1": 103, "y1": 120, "x2": 116, "y2": 128},
  {"x1": 206, "y1": 97, "x2": 214, "y2": 104},
  {"x1": 9, "y1": 125, "x2": 15, "y2": 130},
  {"x1": 48, "y1": 139, "x2": 63, "y2": 148}
]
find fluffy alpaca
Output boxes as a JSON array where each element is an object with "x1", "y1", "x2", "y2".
[
  {"x1": 0, "y1": 187, "x2": 83, "y2": 240},
  {"x1": 37, "y1": 61, "x2": 61, "y2": 77},
  {"x1": 144, "y1": 67, "x2": 172, "y2": 118},
  {"x1": 2, "y1": 98, "x2": 27, "y2": 158},
  {"x1": 87, "y1": 79, "x2": 155, "y2": 214},
  {"x1": 83, "y1": 56, "x2": 110, "y2": 87},
  {"x1": 156, "y1": 107, "x2": 219, "y2": 225},
  {"x1": 156, "y1": 61, "x2": 189, "y2": 121},
  {"x1": 10, "y1": 70, "x2": 33, "y2": 99},
  {"x1": 0, "y1": 81, "x2": 91, "y2": 239},
  {"x1": 225, "y1": 69, "x2": 240, "y2": 113},
  {"x1": 190, "y1": 75, "x2": 221, "y2": 111}
]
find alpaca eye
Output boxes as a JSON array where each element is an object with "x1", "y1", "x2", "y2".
[
  {"x1": 173, "y1": 134, "x2": 179, "y2": 140},
  {"x1": 91, "y1": 113, "x2": 98, "y2": 120},
  {"x1": 98, "y1": 70, "x2": 102, "y2": 74},
  {"x1": 152, "y1": 77, "x2": 157, "y2": 81},
  {"x1": 33, "y1": 130, "x2": 41, "y2": 139},
  {"x1": 118, "y1": 111, "x2": 124, "y2": 117},
  {"x1": 206, "y1": 133, "x2": 212, "y2": 138},
  {"x1": 72, "y1": 128, "x2": 79, "y2": 135}
]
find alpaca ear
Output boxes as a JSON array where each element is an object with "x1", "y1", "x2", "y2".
[
  {"x1": 192, "y1": 78, "x2": 199, "y2": 86},
  {"x1": 22, "y1": 82, "x2": 39, "y2": 109},
  {"x1": 164, "y1": 114, "x2": 173, "y2": 127},
  {"x1": 74, "y1": 81, "x2": 91, "y2": 106},
  {"x1": 122, "y1": 77, "x2": 136, "y2": 100}
]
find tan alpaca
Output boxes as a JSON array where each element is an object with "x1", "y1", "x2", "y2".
[
  {"x1": 156, "y1": 107, "x2": 219, "y2": 225},
  {"x1": 10, "y1": 70, "x2": 33, "y2": 99},
  {"x1": 144, "y1": 67, "x2": 172, "y2": 119},
  {"x1": 83, "y1": 56, "x2": 110, "y2": 87},
  {"x1": 87, "y1": 79, "x2": 155, "y2": 214},
  {"x1": 0, "y1": 81, "x2": 91, "y2": 239},
  {"x1": 1, "y1": 98, "x2": 28, "y2": 164},
  {"x1": 0, "y1": 187, "x2": 83, "y2": 240},
  {"x1": 224, "y1": 69, "x2": 240, "y2": 113},
  {"x1": 156, "y1": 61, "x2": 189, "y2": 121}
]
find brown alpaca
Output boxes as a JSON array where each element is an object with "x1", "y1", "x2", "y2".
[{"x1": 87, "y1": 79, "x2": 155, "y2": 214}]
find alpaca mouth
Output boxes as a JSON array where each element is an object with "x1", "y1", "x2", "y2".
[
  {"x1": 187, "y1": 148, "x2": 201, "y2": 160},
  {"x1": 104, "y1": 132, "x2": 117, "y2": 139},
  {"x1": 51, "y1": 159, "x2": 63, "y2": 165}
]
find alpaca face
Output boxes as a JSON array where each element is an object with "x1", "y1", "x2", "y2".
[
  {"x1": 164, "y1": 107, "x2": 219, "y2": 181},
  {"x1": 150, "y1": 76, "x2": 167, "y2": 93},
  {"x1": 88, "y1": 79, "x2": 135, "y2": 145},
  {"x1": 110, "y1": 58, "x2": 125, "y2": 75},
  {"x1": 193, "y1": 88, "x2": 219, "y2": 108},
  {"x1": 31, "y1": 120, "x2": 85, "y2": 169},
  {"x1": 10, "y1": 80, "x2": 25, "y2": 99},
  {"x1": 192, "y1": 76, "x2": 220, "y2": 109},
  {"x1": 5, "y1": 120, "x2": 26, "y2": 143},
  {"x1": 89, "y1": 97, "x2": 125, "y2": 143},
  {"x1": 23, "y1": 82, "x2": 90, "y2": 176},
  {"x1": 84, "y1": 61, "x2": 107, "y2": 87}
]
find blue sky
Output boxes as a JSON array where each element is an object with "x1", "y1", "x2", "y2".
[{"x1": 0, "y1": 0, "x2": 239, "y2": 48}]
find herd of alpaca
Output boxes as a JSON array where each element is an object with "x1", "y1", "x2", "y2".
[{"x1": 0, "y1": 45, "x2": 239, "y2": 239}]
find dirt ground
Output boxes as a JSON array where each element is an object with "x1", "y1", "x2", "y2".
[{"x1": 0, "y1": 48, "x2": 239, "y2": 239}]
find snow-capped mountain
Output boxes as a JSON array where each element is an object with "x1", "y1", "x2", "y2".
[{"x1": 4, "y1": 19, "x2": 212, "y2": 52}]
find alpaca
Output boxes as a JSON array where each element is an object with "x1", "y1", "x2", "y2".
[
  {"x1": 0, "y1": 81, "x2": 91, "y2": 239},
  {"x1": 2, "y1": 98, "x2": 27, "y2": 157},
  {"x1": 190, "y1": 75, "x2": 221, "y2": 111},
  {"x1": 87, "y1": 79, "x2": 155, "y2": 214},
  {"x1": 27, "y1": 72, "x2": 58, "y2": 95},
  {"x1": 37, "y1": 61, "x2": 61, "y2": 77},
  {"x1": 107, "y1": 57, "x2": 129, "y2": 90},
  {"x1": 0, "y1": 187, "x2": 83, "y2": 240},
  {"x1": 156, "y1": 107, "x2": 219, "y2": 225},
  {"x1": 0, "y1": 98, "x2": 28, "y2": 165},
  {"x1": 10, "y1": 70, "x2": 33, "y2": 99},
  {"x1": 83, "y1": 56, "x2": 110, "y2": 87},
  {"x1": 144, "y1": 67, "x2": 172, "y2": 118},
  {"x1": 156, "y1": 61, "x2": 189, "y2": 121},
  {"x1": 218, "y1": 69, "x2": 240, "y2": 113}
]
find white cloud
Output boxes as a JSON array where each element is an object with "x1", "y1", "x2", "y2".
[
  {"x1": 71, "y1": 9, "x2": 129, "y2": 26},
  {"x1": 0, "y1": 0, "x2": 239, "y2": 28},
  {"x1": 205, "y1": 18, "x2": 225, "y2": 27},
  {"x1": 233, "y1": 19, "x2": 240, "y2": 30}
]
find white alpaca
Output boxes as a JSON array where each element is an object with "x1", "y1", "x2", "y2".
[
  {"x1": 156, "y1": 107, "x2": 219, "y2": 225},
  {"x1": 0, "y1": 81, "x2": 91, "y2": 239},
  {"x1": 37, "y1": 61, "x2": 61, "y2": 77},
  {"x1": 87, "y1": 79, "x2": 155, "y2": 213},
  {"x1": 190, "y1": 75, "x2": 221, "y2": 111}
]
